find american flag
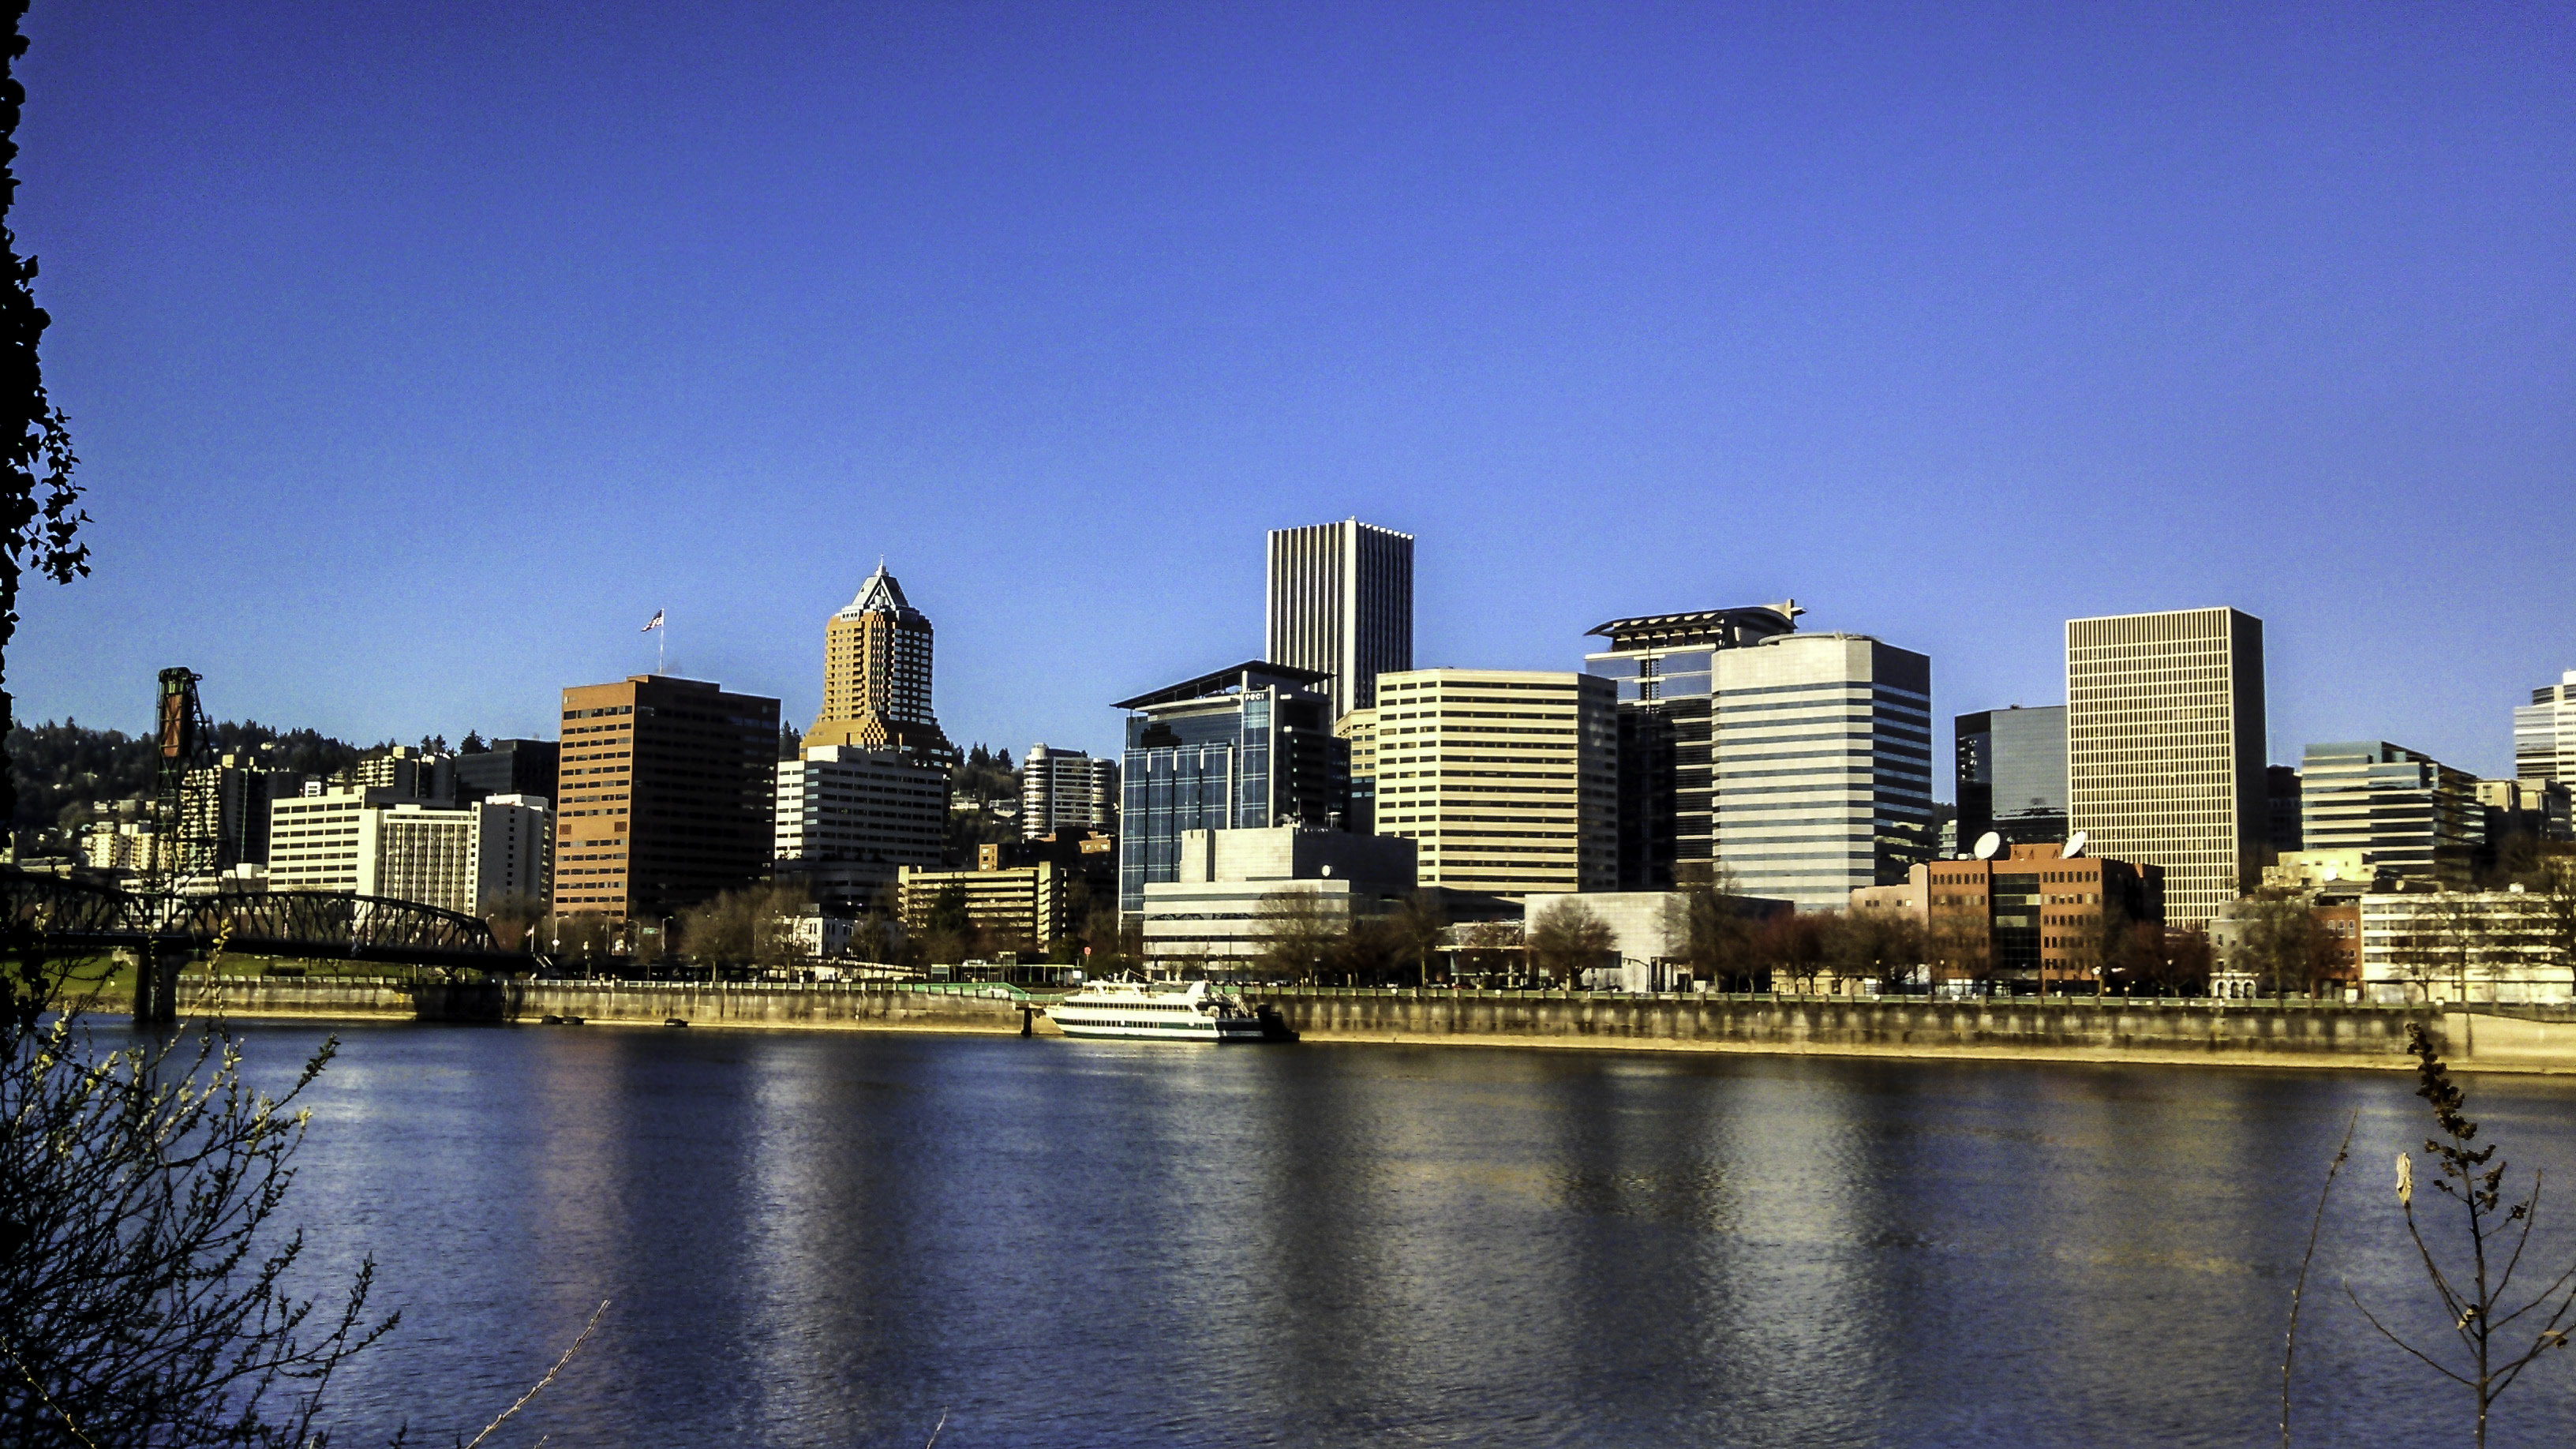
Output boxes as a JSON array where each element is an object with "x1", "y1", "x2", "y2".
[{"x1": 641, "y1": 609, "x2": 664, "y2": 632}]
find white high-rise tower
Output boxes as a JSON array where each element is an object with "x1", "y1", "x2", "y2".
[
  {"x1": 1265, "y1": 519, "x2": 1413, "y2": 723},
  {"x1": 2516, "y1": 670, "x2": 2576, "y2": 789}
]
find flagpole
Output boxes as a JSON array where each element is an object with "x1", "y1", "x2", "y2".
[{"x1": 659, "y1": 615, "x2": 667, "y2": 677}]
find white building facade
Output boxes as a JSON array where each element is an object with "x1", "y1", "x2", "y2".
[
  {"x1": 1371, "y1": 669, "x2": 1616, "y2": 897},
  {"x1": 1020, "y1": 743, "x2": 1115, "y2": 839},
  {"x1": 773, "y1": 745, "x2": 949, "y2": 908},
  {"x1": 1136, "y1": 825, "x2": 1417, "y2": 971},
  {"x1": 2518, "y1": 670, "x2": 2576, "y2": 790},
  {"x1": 1708, "y1": 631, "x2": 1935, "y2": 914},
  {"x1": 2361, "y1": 889, "x2": 2572, "y2": 1005},
  {"x1": 266, "y1": 788, "x2": 549, "y2": 913}
]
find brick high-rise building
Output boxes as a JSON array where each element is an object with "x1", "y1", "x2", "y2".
[
  {"x1": 805, "y1": 564, "x2": 955, "y2": 765},
  {"x1": 554, "y1": 674, "x2": 778, "y2": 919}
]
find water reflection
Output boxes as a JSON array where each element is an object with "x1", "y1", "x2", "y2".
[{"x1": 235, "y1": 1026, "x2": 2576, "y2": 1448}]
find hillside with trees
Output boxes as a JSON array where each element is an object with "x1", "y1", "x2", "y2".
[{"x1": 7, "y1": 718, "x2": 385, "y2": 853}]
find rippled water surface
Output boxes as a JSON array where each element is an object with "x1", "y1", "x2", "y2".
[{"x1": 219, "y1": 1022, "x2": 2576, "y2": 1447}]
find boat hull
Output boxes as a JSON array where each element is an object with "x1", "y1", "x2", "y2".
[{"x1": 1048, "y1": 1013, "x2": 1267, "y2": 1043}]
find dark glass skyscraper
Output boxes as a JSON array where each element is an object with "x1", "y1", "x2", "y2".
[
  {"x1": 1953, "y1": 706, "x2": 2068, "y2": 849},
  {"x1": 1114, "y1": 662, "x2": 1349, "y2": 915}
]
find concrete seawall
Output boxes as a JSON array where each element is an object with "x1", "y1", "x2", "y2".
[
  {"x1": 173, "y1": 977, "x2": 1043, "y2": 1035},
  {"x1": 1247, "y1": 988, "x2": 2576, "y2": 1074},
  {"x1": 151, "y1": 979, "x2": 2576, "y2": 1073}
]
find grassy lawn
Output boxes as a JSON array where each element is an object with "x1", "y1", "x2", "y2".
[{"x1": 45, "y1": 953, "x2": 418, "y2": 1010}]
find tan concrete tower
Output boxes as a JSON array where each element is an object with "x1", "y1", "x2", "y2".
[{"x1": 807, "y1": 564, "x2": 956, "y2": 764}]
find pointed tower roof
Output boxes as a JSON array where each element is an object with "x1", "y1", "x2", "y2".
[{"x1": 833, "y1": 563, "x2": 920, "y2": 621}]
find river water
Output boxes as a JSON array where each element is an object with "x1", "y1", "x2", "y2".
[{"x1": 218, "y1": 1022, "x2": 2576, "y2": 1447}]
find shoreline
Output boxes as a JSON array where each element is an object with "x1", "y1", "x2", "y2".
[{"x1": 100, "y1": 995, "x2": 2576, "y2": 1076}]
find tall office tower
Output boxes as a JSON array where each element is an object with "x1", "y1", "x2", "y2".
[
  {"x1": 1710, "y1": 632, "x2": 1934, "y2": 912},
  {"x1": 773, "y1": 745, "x2": 949, "y2": 912},
  {"x1": 2065, "y1": 607, "x2": 2267, "y2": 929},
  {"x1": 806, "y1": 563, "x2": 956, "y2": 765},
  {"x1": 1020, "y1": 744, "x2": 1117, "y2": 839},
  {"x1": 1265, "y1": 519, "x2": 1413, "y2": 722},
  {"x1": 2517, "y1": 670, "x2": 2576, "y2": 788},
  {"x1": 1335, "y1": 706, "x2": 1379, "y2": 834},
  {"x1": 2301, "y1": 741, "x2": 2481, "y2": 886},
  {"x1": 176, "y1": 752, "x2": 281, "y2": 874},
  {"x1": 1583, "y1": 605, "x2": 1803, "y2": 889},
  {"x1": 1953, "y1": 706, "x2": 2069, "y2": 849},
  {"x1": 455, "y1": 738, "x2": 560, "y2": 804},
  {"x1": 555, "y1": 675, "x2": 779, "y2": 918},
  {"x1": 1114, "y1": 661, "x2": 1350, "y2": 915},
  {"x1": 1372, "y1": 669, "x2": 1616, "y2": 896}
]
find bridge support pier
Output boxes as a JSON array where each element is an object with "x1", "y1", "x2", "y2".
[{"x1": 132, "y1": 945, "x2": 187, "y2": 1027}]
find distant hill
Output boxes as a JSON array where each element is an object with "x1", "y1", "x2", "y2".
[{"x1": 6, "y1": 719, "x2": 380, "y2": 846}]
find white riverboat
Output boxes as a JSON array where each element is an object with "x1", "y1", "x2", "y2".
[{"x1": 1046, "y1": 979, "x2": 1267, "y2": 1043}]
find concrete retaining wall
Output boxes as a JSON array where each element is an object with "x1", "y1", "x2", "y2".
[
  {"x1": 160, "y1": 979, "x2": 2576, "y2": 1072},
  {"x1": 1245, "y1": 988, "x2": 2573, "y2": 1071},
  {"x1": 176, "y1": 977, "x2": 1038, "y2": 1035}
]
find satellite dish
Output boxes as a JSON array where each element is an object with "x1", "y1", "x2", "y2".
[
  {"x1": 1973, "y1": 831, "x2": 2003, "y2": 860},
  {"x1": 2062, "y1": 830, "x2": 2088, "y2": 859},
  {"x1": 2320, "y1": 866, "x2": 2339, "y2": 882}
]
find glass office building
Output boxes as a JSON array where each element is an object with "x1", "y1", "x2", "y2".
[
  {"x1": 1585, "y1": 604, "x2": 1934, "y2": 910},
  {"x1": 1954, "y1": 706, "x2": 2068, "y2": 848},
  {"x1": 2301, "y1": 740, "x2": 2481, "y2": 887},
  {"x1": 1114, "y1": 662, "x2": 1349, "y2": 915},
  {"x1": 1582, "y1": 604, "x2": 1801, "y2": 890}
]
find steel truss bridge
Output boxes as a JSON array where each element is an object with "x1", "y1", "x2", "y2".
[{"x1": 0, "y1": 867, "x2": 537, "y2": 974}]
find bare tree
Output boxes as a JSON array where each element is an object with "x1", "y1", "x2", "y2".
[
  {"x1": 1661, "y1": 885, "x2": 1759, "y2": 992},
  {"x1": 1331, "y1": 916, "x2": 1402, "y2": 987},
  {"x1": 2, "y1": 932, "x2": 392, "y2": 1446},
  {"x1": 1927, "y1": 912, "x2": 1994, "y2": 995},
  {"x1": 1526, "y1": 899, "x2": 1615, "y2": 989},
  {"x1": 484, "y1": 890, "x2": 547, "y2": 953},
  {"x1": 1455, "y1": 919, "x2": 1521, "y2": 985},
  {"x1": 2346, "y1": 1025, "x2": 2576, "y2": 1447},
  {"x1": 1758, "y1": 912, "x2": 1828, "y2": 995},
  {"x1": 2240, "y1": 897, "x2": 2342, "y2": 1000},
  {"x1": 1252, "y1": 889, "x2": 1338, "y2": 984},
  {"x1": 2517, "y1": 855, "x2": 2576, "y2": 999},
  {"x1": 680, "y1": 882, "x2": 808, "y2": 973},
  {"x1": 1389, "y1": 889, "x2": 1448, "y2": 987}
]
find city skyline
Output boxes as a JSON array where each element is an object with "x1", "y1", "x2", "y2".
[{"x1": 12, "y1": 4, "x2": 2572, "y2": 784}]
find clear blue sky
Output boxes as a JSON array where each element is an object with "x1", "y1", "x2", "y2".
[{"x1": 15, "y1": 2, "x2": 2573, "y2": 787}]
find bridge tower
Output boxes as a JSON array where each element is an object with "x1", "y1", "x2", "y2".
[{"x1": 150, "y1": 667, "x2": 215, "y2": 888}]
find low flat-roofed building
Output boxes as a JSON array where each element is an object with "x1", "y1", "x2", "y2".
[
  {"x1": 898, "y1": 861, "x2": 1076, "y2": 955},
  {"x1": 1919, "y1": 841, "x2": 2164, "y2": 993},
  {"x1": 2361, "y1": 889, "x2": 2570, "y2": 1005},
  {"x1": 1137, "y1": 825, "x2": 1417, "y2": 973},
  {"x1": 1521, "y1": 889, "x2": 1792, "y2": 993}
]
